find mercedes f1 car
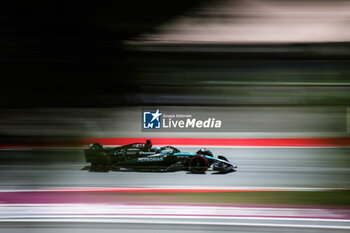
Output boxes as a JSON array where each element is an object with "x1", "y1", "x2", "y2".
[{"x1": 84, "y1": 140, "x2": 237, "y2": 174}]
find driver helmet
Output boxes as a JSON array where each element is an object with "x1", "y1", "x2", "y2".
[{"x1": 196, "y1": 148, "x2": 213, "y2": 157}]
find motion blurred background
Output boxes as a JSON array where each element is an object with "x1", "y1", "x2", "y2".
[
  {"x1": 0, "y1": 0, "x2": 350, "y2": 232},
  {"x1": 1, "y1": 0, "x2": 350, "y2": 138}
]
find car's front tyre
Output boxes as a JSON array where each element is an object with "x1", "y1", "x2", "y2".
[{"x1": 189, "y1": 155, "x2": 208, "y2": 174}]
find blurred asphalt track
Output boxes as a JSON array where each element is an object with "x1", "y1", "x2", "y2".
[
  {"x1": 2, "y1": 221, "x2": 349, "y2": 233},
  {"x1": 0, "y1": 204, "x2": 349, "y2": 233},
  {"x1": 0, "y1": 147, "x2": 349, "y2": 189}
]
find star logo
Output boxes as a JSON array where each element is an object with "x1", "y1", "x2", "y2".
[
  {"x1": 143, "y1": 109, "x2": 162, "y2": 129},
  {"x1": 150, "y1": 109, "x2": 162, "y2": 122}
]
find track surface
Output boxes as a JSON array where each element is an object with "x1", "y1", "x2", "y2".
[
  {"x1": 2, "y1": 221, "x2": 349, "y2": 233},
  {"x1": 1, "y1": 204, "x2": 350, "y2": 233},
  {"x1": 1, "y1": 147, "x2": 349, "y2": 233},
  {"x1": 0, "y1": 147, "x2": 349, "y2": 189}
]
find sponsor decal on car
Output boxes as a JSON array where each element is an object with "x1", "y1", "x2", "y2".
[{"x1": 138, "y1": 157, "x2": 164, "y2": 162}]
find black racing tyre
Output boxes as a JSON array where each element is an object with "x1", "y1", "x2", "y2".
[
  {"x1": 90, "y1": 153, "x2": 111, "y2": 172},
  {"x1": 189, "y1": 155, "x2": 208, "y2": 174}
]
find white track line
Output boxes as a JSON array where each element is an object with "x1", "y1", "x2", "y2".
[
  {"x1": 0, "y1": 218, "x2": 349, "y2": 230},
  {"x1": 1, "y1": 215, "x2": 349, "y2": 222},
  {"x1": 0, "y1": 186, "x2": 348, "y2": 192}
]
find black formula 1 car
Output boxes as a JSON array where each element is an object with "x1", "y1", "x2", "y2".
[{"x1": 84, "y1": 140, "x2": 237, "y2": 174}]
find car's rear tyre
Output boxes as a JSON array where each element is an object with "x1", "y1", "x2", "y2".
[
  {"x1": 90, "y1": 153, "x2": 111, "y2": 172},
  {"x1": 189, "y1": 155, "x2": 208, "y2": 174}
]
